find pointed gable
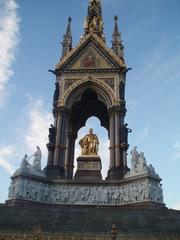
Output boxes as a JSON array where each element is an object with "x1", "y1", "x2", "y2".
[
  {"x1": 69, "y1": 44, "x2": 113, "y2": 70},
  {"x1": 55, "y1": 33, "x2": 126, "y2": 72}
]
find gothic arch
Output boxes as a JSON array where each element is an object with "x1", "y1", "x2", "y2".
[
  {"x1": 69, "y1": 88, "x2": 109, "y2": 134},
  {"x1": 62, "y1": 79, "x2": 114, "y2": 179},
  {"x1": 62, "y1": 77, "x2": 116, "y2": 109}
]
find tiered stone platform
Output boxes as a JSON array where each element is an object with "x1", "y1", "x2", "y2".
[{"x1": 0, "y1": 203, "x2": 180, "y2": 239}]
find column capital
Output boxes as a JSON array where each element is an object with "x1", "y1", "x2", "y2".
[
  {"x1": 109, "y1": 144, "x2": 129, "y2": 151},
  {"x1": 46, "y1": 143, "x2": 55, "y2": 151},
  {"x1": 53, "y1": 106, "x2": 70, "y2": 116},
  {"x1": 108, "y1": 106, "x2": 127, "y2": 116}
]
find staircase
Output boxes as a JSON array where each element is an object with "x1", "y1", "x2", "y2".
[{"x1": 0, "y1": 203, "x2": 180, "y2": 237}]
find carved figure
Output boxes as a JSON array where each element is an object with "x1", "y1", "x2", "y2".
[
  {"x1": 48, "y1": 124, "x2": 56, "y2": 144},
  {"x1": 119, "y1": 79, "x2": 125, "y2": 100},
  {"x1": 98, "y1": 17, "x2": 103, "y2": 32},
  {"x1": 9, "y1": 177, "x2": 164, "y2": 205},
  {"x1": 53, "y1": 82, "x2": 59, "y2": 102},
  {"x1": 79, "y1": 128, "x2": 99, "y2": 156},
  {"x1": 149, "y1": 164, "x2": 155, "y2": 174},
  {"x1": 20, "y1": 154, "x2": 29, "y2": 171},
  {"x1": 89, "y1": 0, "x2": 99, "y2": 8},
  {"x1": 32, "y1": 146, "x2": 42, "y2": 171},
  {"x1": 122, "y1": 123, "x2": 132, "y2": 144},
  {"x1": 84, "y1": 18, "x2": 89, "y2": 31},
  {"x1": 130, "y1": 146, "x2": 139, "y2": 170},
  {"x1": 138, "y1": 152, "x2": 147, "y2": 171},
  {"x1": 129, "y1": 148, "x2": 160, "y2": 179}
]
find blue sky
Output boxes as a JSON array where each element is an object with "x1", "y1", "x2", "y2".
[{"x1": 0, "y1": 0, "x2": 180, "y2": 209}]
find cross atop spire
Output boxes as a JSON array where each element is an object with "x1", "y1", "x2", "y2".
[{"x1": 84, "y1": 0, "x2": 105, "y2": 41}]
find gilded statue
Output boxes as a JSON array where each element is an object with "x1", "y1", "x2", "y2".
[{"x1": 79, "y1": 128, "x2": 99, "y2": 156}]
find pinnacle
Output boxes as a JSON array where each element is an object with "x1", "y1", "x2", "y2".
[{"x1": 114, "y1": 15, "x2": 118, "y2": 22}]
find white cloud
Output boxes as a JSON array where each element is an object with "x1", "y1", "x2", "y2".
[
  {"x1": 24, "y1": 96, "x2": 53, "y2": 166},
  {"x1": 173, "y1": 203, "x2": 180, "y2": 211},
  {"x1": 0, "y1": 0, "x2": 20, "y2": 106},
  {"x1": 174, "y1": 141, "x2": 180, "y2": 159},
  {"x1": 1, "y1": 101, "x2": 110, "y2": 177},
  {"x1": 0, "y1": 96, "x2": 52, "y2": 174},
  {"x1": 0, "y1": 145, "x2": 17, "y2": 174}
]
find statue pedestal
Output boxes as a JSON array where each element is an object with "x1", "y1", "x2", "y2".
[{"x1": 74, "y1": 156, "x2": 102, "y2": 180}]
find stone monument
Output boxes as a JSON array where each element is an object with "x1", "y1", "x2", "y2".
[
  {"x1": 7, "y1": 0, "x2": 164, "y2": 209},
  {"x1": 2, "y1": 1, "x2": 180, "y2": 238}
]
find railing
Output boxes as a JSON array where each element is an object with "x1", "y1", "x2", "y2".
[
  {"x1": 1, "y1": 225, "x2": 180, "y2": 240},
  {"x1": 0, "y1": 225, "x2": 112, "y2": 240},
  {"x1": 0, "y1": 232, "x2": 111, "y2": 240}
]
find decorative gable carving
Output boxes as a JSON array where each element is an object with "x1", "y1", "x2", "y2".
[
  {"x1": 55, "y1": 34, "x2": 126, "y2": 72},
  {"x1": 70, "y1": 45, "x2": 113, "y2": 70},
  {"x1": 67, "y1": 44, "x2": 114, "y2": 70}
]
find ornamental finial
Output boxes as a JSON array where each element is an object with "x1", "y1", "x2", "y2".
[
  {"x1": 61, "y1": 17, "x2": 72, "y2": 58},
  {"x1": 84, "y1": 0, "x2": 105, "y2": 41},
  {"x1": 112, "y1": 15, "x2": 124, "y2": 61}
]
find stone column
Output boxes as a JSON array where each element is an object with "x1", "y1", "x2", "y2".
[
  {"x1": 109, "y1": 112, "x2": 115, "y2": 168},
  {"x1": 59, "y1": 112, "x2": 68, "y2": 168},
  {"x1": 53, "y1": 112, "x2": 63, "y2": 166},
  {"x1": 46, "y1": 107, "x2": 69, "y2": 178},
  {"x1": 68, "y1": 137, "x2": 76, "y2": 179},
  {"x1": 47, "y1": 143, "x2": 55, "y2": 166},
  {"x1": 65, "y1": 129, "x2": 77, "y2": 179},
  {"x1": 65, "y1": 131, "x2": 70, "y2": 177},
  {"x1": 107, "y1": 105, "x2": 129, "y2": 180},
  {"x1": 115, "y1": 113, "x2": 120, "y2": 167},
  {"x1": 119, "y1": 103, "x2": 130, "y2": 169}
]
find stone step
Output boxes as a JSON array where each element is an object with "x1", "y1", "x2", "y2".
[{"x1": 0, "y1": 204, "x2": 180, "y2": 236}]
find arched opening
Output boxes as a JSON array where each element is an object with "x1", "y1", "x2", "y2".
[
  {"x1": 64, "y1": 87, "x2": 110, "y2": 179},
  {"x1": 75, "y1": 117, "x2": 109, "y2": 179},
  {"x1": 47, "y1": 79, "x2": 128, "y2": 180},
  {"x1": 69, "y1": 88, "x2": 109, "y2": 136}
]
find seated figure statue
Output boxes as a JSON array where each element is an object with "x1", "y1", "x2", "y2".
[{"x1": 79, "y1": 128, "x2": 99, "y2": 156}]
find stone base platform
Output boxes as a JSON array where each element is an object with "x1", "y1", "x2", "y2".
[
  {"x1": 0, "y1": 203, "x2": 180, "y2": 238},
  {"x1": 74, "y1": 156, "x2": 102, "y2": 180},
  {"x1": 8, "y1": 171, "x2": 163, "y2": 207}
]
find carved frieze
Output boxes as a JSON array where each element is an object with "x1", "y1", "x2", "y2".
[{"x1": 9, "y1": 175, "x2": 163, "y2": 206}]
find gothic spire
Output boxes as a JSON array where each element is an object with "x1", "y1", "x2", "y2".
[
  {"x1": 84, "y1": 0, "x2": 105, "y2": 41},
  {"x1": 112, "y1": 16, "x2": 124, "y2": 61},
  {"x1": 61, "y1": 17, "x2": 72, "y2": 58}
]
